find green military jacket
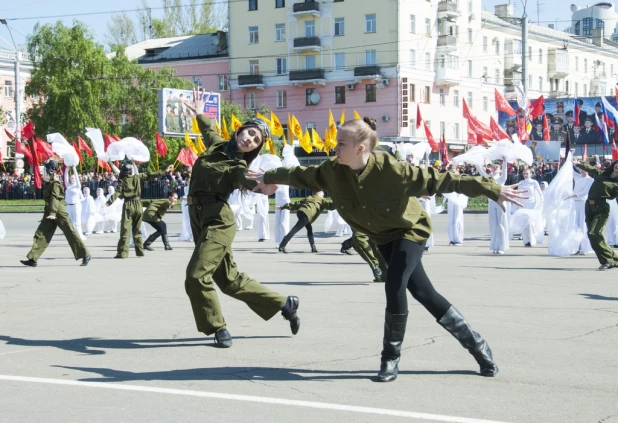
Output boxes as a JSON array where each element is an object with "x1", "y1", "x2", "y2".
[
  {"x1": 43, "y1": 177, "x2": 65, "y2": 217},
  {"x1": 142, "y1": 199, "x2": 172, "y2": 222},
  {"x1": 106, "y1": 170, "x2": 164, "y2": 206},
  {"x1": 264, "y1": 151, "x2": 502, "y2": 245},
  {"x1": 189, "y1": 114, "x2": 257, "y2": 199},
  {"x1": 575, "y1": 162, "x2": 618, "y2": 201},
  {"x1": 282, "y1": 195, "x2": 336, "y2": 223}
]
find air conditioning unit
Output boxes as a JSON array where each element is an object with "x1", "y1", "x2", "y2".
[
  {"x1": 382, "y1": 115, "x2": 391, "y2": 121},
  {"x1": 382, "y1": 78, "x2": 390, "y2": 85},
  {"x1": 377, "y1": 83, "x2": 385, "y2": 89},
  {"x1": 347, "y1": 84, "x2": 356, "y2": 90}
]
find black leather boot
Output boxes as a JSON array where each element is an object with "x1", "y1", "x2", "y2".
[
  {"x1": 143, "y1": 233, "x2": 158, "y2": 251},
  {"x1": 281, "y1": 296, "x2": 300, "y2": 335},
  {"x1": 162, "y1": 234, "x2": 173, "y2": 250},
  {"x1": 308, "y1": 235, "x2": 317, "y2": 253},
  {"x1": 376, "y1": 310, "x2": 408, "y2": 382},
  {"x1": 438, "y1": 306, "x2": 499, "y2": 377}
]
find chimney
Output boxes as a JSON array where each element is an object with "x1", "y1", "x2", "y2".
[
  {"x1": 592, "y1": 27, "x2": 604, "y2": 47},
  {"x1": 495, "y1": 4, "x2": 514, "y2": 18}
]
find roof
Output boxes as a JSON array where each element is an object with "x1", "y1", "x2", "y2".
[{"x1": 137, "y1": 32, "x2": 228, "y2": 64}]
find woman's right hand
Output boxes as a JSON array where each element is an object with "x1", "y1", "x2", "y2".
[{"x1": 183, "y1": 87, "x2": 206, "y2": 115}]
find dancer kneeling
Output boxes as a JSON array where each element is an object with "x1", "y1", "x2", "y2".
[
  {"x1": 143, "y1": 192, "x2": 178, "y2": 251},
  {"x1": 249, "y1": 117, "x2": 525, "y2": 382}
]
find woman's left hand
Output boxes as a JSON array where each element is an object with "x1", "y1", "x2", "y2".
[
  {"x1": 247, "y1": 170, "x2": 265, "y2": 192},
  {"x1": 496, "y1": 183, "x2": 529, "y2": 211}
]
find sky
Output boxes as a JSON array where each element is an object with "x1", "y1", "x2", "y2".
[{"x1": 0, "y1": 0, "x2": 578, "y2": 51}]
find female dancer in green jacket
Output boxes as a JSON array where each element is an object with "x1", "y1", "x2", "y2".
[
  {"x1": 182, "y1": 89, "x2": 299, "y2": 348},
  {"x1": 249, "y1": 117, "x2": 525, "y2": 382}
]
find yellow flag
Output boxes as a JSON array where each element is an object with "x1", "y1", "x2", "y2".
[
  {"x1": 256, "y1": 112, "x2": 271, "y2": 126},
  {"x1": 282, "y1": 133, "x2": 288, "y2": 145},
  {"x1": 300, "y1": 130, "x2": 313, "y2": 154},
  {"x1": 265, "y1": 138, "x2": 276, "y2": 155},
  {"x1": 230, "y1": 113, "x2": 243, "y2": 132},
  {"x1": 197, "y1": 136, "x2": 207, "y2": 154},
  {"x1": 353, "y1": 110, "x2": 361, "y2": 120},
  {"x1": 287, "y1": 113, "x2": 293, "y2": 141},
  {"x1": 339, "y1": 109, "x2": 346, "y2": 125},
  {"x1": 323, "y1": 128, "x2": 331, "y2": 156},
  {"x1": 270, "y1": 111, "x2": 284, "y2": 138},
  {"x1": 311, "y1": 128, "x2": 324, "y2": 150},
  {"x1": 214, "y1": 119, "x2": 222, "y2": 136},
  {"x1": 191, "y1": 117, "x2": 200, "y2": 134},
  {"x1": 184, "y1": 132, "x2": 198, "y2": 154},
  {"x1": 221, "y1": 118, "x2": 230, "y2": 140},
  {"x1": 325, "y1": 109, "x2": 338, "y2": 152},
  {"x1": 291, "y1": 114, "x2": 304, "y2": 140}
]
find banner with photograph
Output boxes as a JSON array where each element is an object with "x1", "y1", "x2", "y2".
[{"x1": 158, "y1": 88, "x2": 221, "y2": 137}]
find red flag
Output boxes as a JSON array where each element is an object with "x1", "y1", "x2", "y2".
[
  {"x1": 583, "y1": 144, "x2": 588, "y2": 162},
  {"x1": 103, "y1": 133, "x2": 116, "y2": 151},
  {"x1": 15, "y1": 139, "x2": 33, "y2": 163},
  {"x1": 574, "y1": 99, "x2": 581, "y2": 126},
  {"x1": 29, "y1": 141, "x2": 42, "y2": 189},
  {"x1": 416, "y1": 105, "x2": 423, "y2": 129},
  {"x1": 462, "y1": 99, "x2": 493, "y2": 141},
  {"x1": 4, "y1": 128, "x2": 15, "y2": 140},
  {"x1": 422, "y1": 122, "x2": 439, "y2": 152},
  {"x1": 71, "y1": 141, "x2": 82, "y2": 163},
  {"x1": 0, "y1": 150, "x2": 3, "y2": 164},
  {"x1": 440, "y1": 133, "x2": 449, "y2": 166},
  {"x1": 615, "y1": 87, "x2": 618, "y2": 105},
  {"x1": 34, "y1": 138, "x2": 53, "y2": 162},
  {"x1": 155, "y1": 133, "x2": 168, "y2": 157},
  {"x1": 466, "y1": 123, "x2": 477, "y2": 145},
  {"x1": 78, "y1": 136, "x2": 93, "y2": 157},
  {"x1": 21, "y1": 122, "x2": 35, "y2": 140},
  {"x1": 529, "y1": 96, "x2": 545, "y2": 119},
  {"x1": 542, "y1": 114, "x2": 550, "y2": 141},
  {"x1": 516, "y1": 112, "x2": 529, "y2": 143},
  {"x1": 176, "y1": 148, "x2": 198, "y2": 167},
  {"x1": 112, "y1": 134, "x2": 121, "y2": 141},
  {"x1": 97, "y1": 158, "x2": 111, "y2": 172},
  {"x1": 612, "y1": 138, "x2": 618, "y2": 161},
  {"x1": 494, "y1": 89, "x2": 516, "y2": 116},
  {"x1": 490, "y1": 116, "x2": 511, "y2": 140}
]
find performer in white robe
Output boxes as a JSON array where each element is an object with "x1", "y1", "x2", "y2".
[
  {"x1": 178, "y1": 178, "x2": 193, "y2": 242},
  {"x1": 255, "y1": 193, "x2": 270, "y2": 241},
  {"x1": 606, "y1": 199, "x2": 618, "y2": 248},
  {"x1": 105, "y1": 186, "x2": 122, "y2": 233},
  {"x1": 81, "y1": 187, "x2": 97, "y2": 235},
  {"x1": 418, "y1": 195, "x2": 437, "y2": 251},
  {"x1": 241, "y1": 192, "x2": 255, "y2": 230},
  {"x1": 64, "y1": 166, "x2": 86, "y2": 241},
  {"x1": 274, "y1": 184, "x2": 290, "y2": 246},
  {"x1": 229, "y1": 189, "x2": 244, "y2": 231},
  {"x1": 444, "y1": 165, "x2": 466, "y2": 245},
  {"x1": 93, "y1": 188, "x2": 107, "y2": 234},
  {"x1": 512, "y1": 169, "x2": 544, "y2": 247},
  {"x1": 573, "y1": 169, "x2": 594, "y2": 254},
  {"x1": 479, "y1": 162, "x2": 509, "y2": 254}
]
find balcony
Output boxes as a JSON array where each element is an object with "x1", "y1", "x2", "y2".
[
  {"x1": 436, "y1": 35, "x2": 457, "y2": 53},
  {"x1": 547, "y1": 48, "x2": 569, "y2": 78},
  {"x1": 590, "y1": 77, "x2": 607, "y2": 96},
  {"x1": 435, "y1": 67, "x2": 461, "y2": 87},
  {"x1": 504, "y1": 52, "x2": 522, "y2": 71},
  {"x1": 293, "y1": 36, "x2": 322, "y2": 52},
  {"x1": 437, "y1": 1, "x2": 460, "y2": 20},
  {"x1": 354, "y1": 65, "x2": 381, "y2": 78},
  {"x1": 238, "y1": 74, "x2": 265, "y2": 89},
  {"x1": 549, "y1": 90, "x2": 568, "y2": 99},
  {"x1": 289, "y1": 69, "x2": 326, "y2": 86},
  {"x1": 292, "y1": 1, "x2": 321, "y2": 17}
]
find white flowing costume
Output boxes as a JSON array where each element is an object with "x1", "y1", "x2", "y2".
[
  {"x1": 573, "y1": 173, "x2": 594, "y2": 254},
  {"x1": 445, "y1": 192, "x2": 467, "y2": 244},
  {"x1": 178, "y1": 185, "x2": 193, "y2": 242},
  {"x1": 418, "y1": 196, "x2": 436, "y2": 248},
  {"x1": 64, "y1": 166, "x2": 86, "y2": 241},
  {"x1": 105, "y1": 186, "x2": 122, "y2": 233},
  {"x1": 255, "y1": 193, "x2": 270, "y2": 240},
  {"x1": 274, "y1": 185, "x2": 290, "y2": 245},
  {"x1": 512, "y1": 178, "x2": 544, "y2": 246},
  {"x1": 81, "y1": 187, "x2": 97, "y2": 235},
  {"x1": 606, "y1": 199, "x2": 618, "y2": 246},
  {"x1": 478, "y1": 164, "x2": 509, "y2": 253},
  {"x1": 229, "y1": 189, "x2": 244, "y2": 230},
  {"x1": 93, "y1": 189, "x2": 107, "y2": 233}
]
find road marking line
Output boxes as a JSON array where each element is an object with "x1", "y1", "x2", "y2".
[
  {"x1": 0, "y1": 349, "x2": 41, "y2": 356},
  {"x1": 0, "y1": 374, "x2": 509, "y2": 423}
]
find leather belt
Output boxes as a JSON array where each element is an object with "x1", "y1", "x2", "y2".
[
  {"x1": 67, "y1": 203, "x2": 77, "y2": 206},
  {"x1": 588, "y1": 200, "x2": 596, "y2": 204},
  {"x1": 187, "y1": 195, "x2": 220, "y2": 206},
  {"x1": 125, "y1": 196, "x2": 141, "y2": 201}
]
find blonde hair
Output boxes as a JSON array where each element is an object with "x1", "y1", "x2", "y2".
[{"x1": 340, "y1": 117, "x2": 379, "y2": 151}]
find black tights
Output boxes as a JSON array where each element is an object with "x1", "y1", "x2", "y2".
[
  {"x1": 280, "y1": 211, "x2": 314, "y2": 247},
  {"x1": 378, "y1": 239, "x2": 451, "y2": 319}
]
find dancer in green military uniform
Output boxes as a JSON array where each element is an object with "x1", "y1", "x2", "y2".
[
  {"x1": 575, "y1": 160, "x2": 618, "y2": 270},
  {"x1": 249, "y1": 117, "x2": 526, "y2": 382},
  {"x1": 277, "y1": 191, "x2": 335, "y2": 253},
  {"x1": 181, "y1": 88, "x2": 300, "y2": 348},
  {"x1": 20, "y1": 160, "x2": 91, "y2": 267},
  {"x1": 105, "y1": 163, "x2": 173, "y2": 259},
  {"x1": 341, "y1": 231, "x2": 387, "y2": 282},
  {"x1": 143, "y1": 192, "x2": 179, "y2": 251}
]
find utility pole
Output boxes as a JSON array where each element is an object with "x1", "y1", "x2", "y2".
[
  {"x1": 521, "y1": 1, "x2": 528, "y2": 95},
  {"x1": 0, "y1": 19, "x2": 20, "y2": 141}
]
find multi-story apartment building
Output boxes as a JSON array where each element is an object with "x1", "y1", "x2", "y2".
[{"x1": 227, "y1": 0, "x2": 618, "y2": 155}]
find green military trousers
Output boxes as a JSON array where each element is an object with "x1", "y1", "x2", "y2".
[
  {"x1": 185, "y1": 202, "x2": 286, "y2": 335},
  {"x1": 27, "y1": 208, "x2": 90, "y2": 262},
  {"x1": 117, "y1": 199, "x2": 144, "y2": 258},
  {"x1": 352, "y1": 232, "x2": 388, "y2": 276},
  {"x1": 585, "y1": 202, "x2": 618, "y2": 265}
]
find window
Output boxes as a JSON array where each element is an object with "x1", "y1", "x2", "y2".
[
  {"x1": 276, "y1": 90, "x2": 287, "y2": 108},
  {"x1": 584, "y1": 83, "x2": 588, "y2": 96},
  {"x1": 495, "y1": 40, "x2": 500, "y2": 55},
  {"x1": 218, "y1": 75, "x2": 228, "y2": 91},
  {"x1": 454, "y1": 123, "x2": 460, "y2": 139},
  {"x1": 335, "y1": 53, "x2": 345, "y2": 70},
  {"x1": 483, "y1": 96, "x2": 488, "y2": 112},
  {"x1": 528, "y1": 46, "x2": 532, "y2": 61},
  {"x1": 365, "y1": 50, "x2": 376, "y2": 65},
  {"x1": 249, "y1": 0, "x2": 257, "y2": 11},
  {"x1": 495, "y1": 69, "x2": 500, "y2": 84},
  {"x1": 276, "y1": 0, "x2": 284, "y2": 7},
  {"x1": 575, "y1": 56, "x2": 579, "y2": 71},
  {"x1": 584, "y1": 58, "x2": 588, "y2": 73},
  {"x1": 440, "y1": 121, "x2": 446, "y2": 136},
  {"x1": 482, "y1": 36, "x2": 488, "y2": 53},
  {"x1": 366, "y1": 84, "x2": 377, "y2": 102},
  {"x1": 582, "y1": 17, "x2": 592, "y2": 35},
  {"x1": 249, "y1": 26, "x2": 259, "y2": 44},
  {"x1": 611, "y1": 64, "x2": 614, "y2": 76},
  {"x1": 467, "y1": 0, "x2": 473, "y2": 13},
  {"x1": 528, "y1": 75, "x2": 532, "y2": 89},
  {"x1": 409, "y1": 50, "x2": 416, "y2": 68},
  {"x1": 467, "y1": 91, "x2": 473, "y2": 108},
  {"x1": 410, "y1": 120, "x2": 416, "y2": 137},
  {"x1": 482, "y1": 66, "x2": 488, "y2": 81},
  {"x1": 275, "y1": 23, "x2": 285, "y2": 41},
  {"x1": 305, "y1": 55, "x2": 316, "y2": 70},
  {"x1": 538, "y1": 76, "x2": 543, "y2": 91},
  {"x1": 425, "y1": 18, "x2": 431, "y2": 35},
  {"x1": 425, "y1": 52, "x2": 431, "y2": 70},
  {"x1": 248, "y1": 92, "x2": 257, "y2": 109},
  {"x1": 4, "y1": 80, "x2": 13, "y2": 97},
  {"x1": 192, "y1": 76, "x2": 202, "y2": 86},
  {"x1": 410, "y1": 15, "x2": 416, "y2": 33},
  {"x1": 334, "y1": 18, "x2": 345, "y2": 36},
  {"x1": 424, "y1": 86, "x2": 431, "y2": 103},
  {"x1": 453, "y1": 90, "x2": 459, "y2": 107},
  {"x1": 306, "y1": 88, "x2": 316, "y2": 106},
  {"x1": 575, "y1": 82, "x2": 579, "y2": 96},
  {"x1": 439, "y1": 88, "x2": 445, "y2": 105},
  {"x1": 467, "y1": 60, "x2": 472, "y2": 76},
  {"x1": 276, "y1": 58, "x2": 287, "y2": 75},
  {"x1": 305, "y1": 20, "x2": 315, "y2": 37},
  {"x1": 249, "y1": 60, "x2": 259, "y2": 75},
  {"x1": 335, "y1": 86, "x2": 346, "y2": 104},
  {"x1": 365, "y1": 14, "x2": 376, "y2": 33},
  {"x1": 467, "y1": 28, "x2": 473, "y2": 43},
  {"x1": 538, "y1": 48, "x2": 542, "y2": 64}
]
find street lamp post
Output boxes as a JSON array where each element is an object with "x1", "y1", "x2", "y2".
[{"x1": 0, "y1": 19, "x2": 21, "y2": 141}]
